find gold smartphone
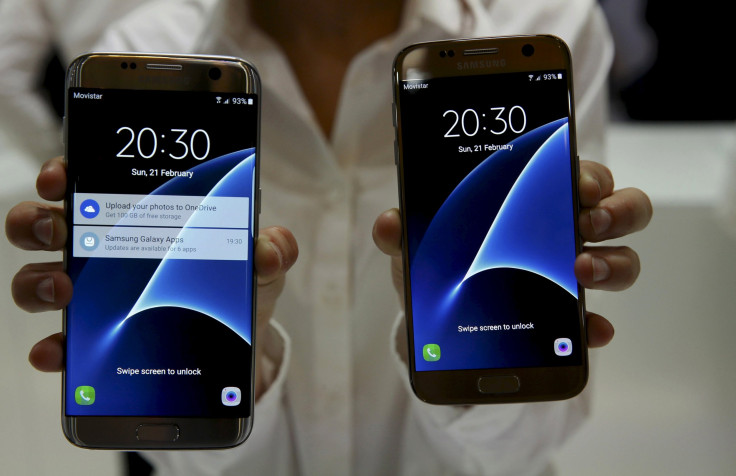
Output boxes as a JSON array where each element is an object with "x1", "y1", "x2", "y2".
[
  {"x1": 63, "y1": 53, "x2": 260, "y2": 448},
  {"x1": 393, "y1": 36, "x2": 587, "y2": 404}
]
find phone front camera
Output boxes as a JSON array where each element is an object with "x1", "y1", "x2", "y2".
[
  {"x1": 130, "y1": 62, "x2": 137, "y2": 69},
  {"x1": 521, "y1": 44, "x2": 535, "y2": 57},
  {"x1": 209, "y1": 67, "x2": 222, "y2": 80},
  {"x1": 121, "y1": 62, "x2": 128, "y2": 69},
  {"x1": 447, "y1": 50, "x2": 455, "y2": 57},
  {"x1": 439, "y1": 50, "x2": 447, "y2": 58}
]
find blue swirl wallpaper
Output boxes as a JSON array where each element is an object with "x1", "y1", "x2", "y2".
[
  {"x1": 66, "y1": 149, "x2": 255, "y2": 417},
  {"x1": 409, "y1": 120, "x2": 581, "y2": 371},
  {"x1": 122, "y1": 149, "x2": 255, "y2": 344}
]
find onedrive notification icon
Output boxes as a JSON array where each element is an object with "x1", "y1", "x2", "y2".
[{"x1": 80, "y1": 199, "x2": 100, "y2": 219}]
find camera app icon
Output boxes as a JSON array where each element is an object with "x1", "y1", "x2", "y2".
[
  {"x1": 221, "y1": 387, "x2": 241, "y2": 406},
  {"x1": 554, "y1": 338, "x2": 573, "y2": 356}
]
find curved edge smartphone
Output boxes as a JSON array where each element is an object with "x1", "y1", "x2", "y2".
[
  {"x1": 392, "y1": 36, "x2": 588, "y2": 404},
  {"x1": 62, "y1": 53, "x2": 260, "y2": 448}
]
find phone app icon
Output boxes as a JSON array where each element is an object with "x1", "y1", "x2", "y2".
[
  {"x1": 221, "y1": 387, "x2": 241, "y2": 406},
  {"x1": 75, "y1": 386, "x2": 96, "y2": 405},
  {"x1": 554, "y1": 338, "x2": 573, "y2": 356},
  {"x1": 79, "y1": 199, "x2": 100, "y2": 219},
  {"x1": 423, "y1": 344, "x2": 441, "y2": 362},
  {"x1": 79, "y1": 232, "x2": 99, "y2": 251}
]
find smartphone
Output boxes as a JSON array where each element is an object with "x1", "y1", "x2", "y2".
[
  {"x1": 393, "y1": 36, "x2": 587, "y2": 404},
  {"x1": 62, "y1": 53, "x2": 260, "y2": 448}
]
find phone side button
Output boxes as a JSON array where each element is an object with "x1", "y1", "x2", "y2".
[
  {"x1": 477, "y1": 375, "x2": 520, "y2": 394},
  {"x1": 136, "y1": 424, "x2": 180, "y2": 442}
]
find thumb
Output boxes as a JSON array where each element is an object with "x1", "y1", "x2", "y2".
[
  {"x1": 254, "y1": 226, "x2": 298, "y2": 325},
  {"x1": 372, "y1": 208, "x2": 404, "y2": 302}
]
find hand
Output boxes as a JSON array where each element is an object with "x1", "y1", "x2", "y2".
[
  {"x1": 372, "y1": 160, "x2": 652, "y2": 348},
  {"x1": 5, "y1": 157, "x2": 298, "y2": 399}
]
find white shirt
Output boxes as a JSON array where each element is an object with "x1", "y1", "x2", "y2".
[
  {"x1": 95, "y1": 1, "x2": 613, "y2": 474},
  {"x1": 0, "y1": 0, "x2": 166, "y2": 164}
]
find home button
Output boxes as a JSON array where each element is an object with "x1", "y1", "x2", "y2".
[
  {"x1": 136, "y1": 424, "x2": 180, "y2": 442},
  {"x1": 477, "y1": 375, "x2": 520, "y2": 394}
]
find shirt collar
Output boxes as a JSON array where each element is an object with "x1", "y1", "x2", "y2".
[
  {"x1": 190, "y1": 0, "x2": 499, "y2": 140},
  {"x1": 402, "y1": 0, "x2": 496, "y2": 38},
  {"x1": 196, "y1": 0, "x2": 496, "y2": 53}
]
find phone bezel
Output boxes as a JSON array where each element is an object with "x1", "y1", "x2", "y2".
[
  {"x1": 393, "y1": 36, "x2": 588, "y2": 405},
  {"x1": 62, "y1": 53, "x2": 261, "y2": 448}
]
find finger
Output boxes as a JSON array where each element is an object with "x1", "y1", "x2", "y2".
[
  {"x1": 254, "y1": 226, "x2": 298, "y2": 322},
  {"x1": 29, "y1": 333, "x2": 65, "y2": 372},
  {"x1": 579, "y1": 187, "x2": 653, "y2": 242},
  {"x1": 586, "y1": 312, "x2": 614, "y2": 348},
  {"x1": 11, "y1": 262, "x2": 73, "y2": 312},
  {"x1": 36, "y1": 156, "x2": 67, "y2": 202},
  {"x1": 578, "y1": 160, "x2": 614, "y2": 208},
  {"x1": 372, "y1": 208, "x2": 402, "y2": 257},
  {"x1": 5, "y1": 201, "x2": 67, "y2": 251},
  {"x1": 575, "y1": 246, "x2": 641, "y2": 291},
  {"x1": 373, "y1": 208, "x2": 406, "y2": 297},
  {"x1": 255, "y1": 226, "x2": 298, "y2": 283}
]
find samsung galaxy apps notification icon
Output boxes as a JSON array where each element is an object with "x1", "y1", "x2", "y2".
[{"x1": 79, "y1": 232, "x2": 99, "y2": 251}]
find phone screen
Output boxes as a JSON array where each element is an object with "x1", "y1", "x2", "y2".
[
  {"x1": 398, "y1": 69, "x2": 582, "y2": 373},
  {"x1": 65, "y1": 88, "x2": 257, "y2": 417}
]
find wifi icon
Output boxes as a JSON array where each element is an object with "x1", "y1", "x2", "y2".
[{"x1": 216, "y1": 96, "x2": 222, "y2": 104}]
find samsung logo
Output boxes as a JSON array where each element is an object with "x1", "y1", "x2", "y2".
[{"x1": 456, "y1": 59, "x2": 506, "y2": 70}]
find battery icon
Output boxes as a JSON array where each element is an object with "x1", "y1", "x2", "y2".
[
  {"x1": 557, "y1": 73, "x2": 562, "y2": 79},
  {"x1": 247, "y1": 98, "x2": 253, "y2": 105}
]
